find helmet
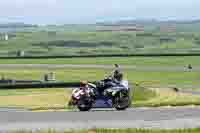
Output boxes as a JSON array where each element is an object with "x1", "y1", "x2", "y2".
[
  {"x1": 114, "y1": 72, "x2": 123, "y2": 81},
  {"x1": 114, "y1": 70, "x2": 120, "y2": 75},
  {"x1": 80, "y1": 81, "x2": 88, "y2": 87},
  {"x1": 114, "y1": 64, "x2": 119, "y2": 68},
  {"x1": 113, "y1": 70, "x2": 120, "y2": 79}
]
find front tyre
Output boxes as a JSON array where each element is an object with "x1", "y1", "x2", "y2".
[{"x1": 113, "y1": 90, "x2": 130, "y2": 111}]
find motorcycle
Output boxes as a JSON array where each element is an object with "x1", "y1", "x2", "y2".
[
  {"x1": 68, "y1": 85, "x2": 95, "y2": 111},
  {"x1": 68, "y1": 77, "x2": 132, "y2": 111}
]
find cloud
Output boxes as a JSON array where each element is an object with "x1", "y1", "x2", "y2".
[{"x1": 0, "y1": 0, "x2": 199, "y2": 24}]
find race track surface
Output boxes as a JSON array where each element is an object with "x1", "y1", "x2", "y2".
[
  {"x1": 1, "y1": 107, "x2": 200, "y2": 131},
  {"x1": 0, "y1": 64, "x2": 198, "y2": 72}
]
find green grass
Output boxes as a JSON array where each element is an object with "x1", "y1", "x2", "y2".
[
  {"x1": 11, "y1": 128, "x2": 200, "y2": 133},
  {"x1": 133, "y1": 85, "x2": 156, "y2": 101},
  {"x1": 0, "y1": 68, "x2": 200, "y2": 109},
  {"x1": 0, "y1": 68, "x2": 199, "y2": 88},
  {"x1": 134, "y1": 87, "x2": 200, "y2": 107},
  {"x1": 0, "y1": 85, "x2": 156, "y2": 109},
  {"x1": 0, "y1": 88, "x2": 71, "y2": 109},
  {"x1": 1, "y1": 30, "x2": 200, "y2": 56},
  {"x1": 0, "y1": 56, "x2": 200, "y2": 67}
]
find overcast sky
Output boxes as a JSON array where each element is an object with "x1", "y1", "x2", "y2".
[{"x1": 0, "y1": 0, "x2": 199, "y2": 24}]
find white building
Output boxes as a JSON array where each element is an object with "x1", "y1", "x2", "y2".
[{"x1": 4, "y1": 34, "x2": 8, "y2": 41}]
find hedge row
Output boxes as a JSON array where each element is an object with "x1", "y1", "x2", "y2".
[
  {"x1": 0, "y1": 82, "x2": 81, "y2": 89},
  {"x1": 0, "y1": 53, "x2": 200, "y2": 59}
]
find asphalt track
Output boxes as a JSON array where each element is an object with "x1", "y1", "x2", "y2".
[
  {"x1": 0, "y1": 64, "x2": 198, "y2": 72},
  {"x1": 1, "y1": 107, "x2": 200, "y2": 131}
]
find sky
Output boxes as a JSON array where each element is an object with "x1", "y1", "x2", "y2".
[{"x1": 0, "y1": 0, "x2": 199, "y2": 24}]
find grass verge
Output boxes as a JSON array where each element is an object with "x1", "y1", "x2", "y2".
[
  {"x1": 134, "y1": 87, "x2": 200, "y2": 107},
  {"x1": 1, "y1": 85, "x2": 200, "y2": 110},
  {"x1": 0, "y1": 88, "x2": 71, "y2": 110}
]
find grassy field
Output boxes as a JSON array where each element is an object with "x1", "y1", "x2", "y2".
[
  {"x1": 1, "y1": 23, "x2": 200, "y2": 110},
  {"x1": 1, "y1": 30, "x2": 200, "y2": 56},
  {"x1": 0, "y1": 67, "x2": 200, "y2": 109},
  {"x1": 0, "y1": 56, "x2": 199, "y2": 67},
  {"x1": 12, "y1": 128, "x2": 200, "y2": 133}
]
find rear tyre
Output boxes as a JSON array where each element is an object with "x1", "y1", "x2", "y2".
[{"x1": 77, "y1": 96, "x2": 93, "y2": 111}]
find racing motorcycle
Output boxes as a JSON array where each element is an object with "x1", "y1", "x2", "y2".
[{"x1": 68, "y1": 77, "x2": 132, "y2": 111}]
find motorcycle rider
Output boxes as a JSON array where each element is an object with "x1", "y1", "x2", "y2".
[
  {"x1": 99, "y1": 64, "x2": 123, "y2": 91},
  {"x1": 80, "y1": 81, "x2": 88, "y2": 90},
  {"x1": 111, "y1": 64, "x2": 123, "y2": 84},
  {"x1": 68, "y1": 81, "x2": 94, "y2": 106},
  {"x1": 80, "y1": 81, "x2": 95, "y2": 97},
  {"x1": 70, "y1": 81, "x2": 89, "y2": 99},
  {"x1": 113, "y1": 71, "x2": 123, "y2": 84}
]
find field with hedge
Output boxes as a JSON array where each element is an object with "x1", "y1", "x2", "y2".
[{"x1": 1, "y1": 29, "x2": 200, "y2": 57}]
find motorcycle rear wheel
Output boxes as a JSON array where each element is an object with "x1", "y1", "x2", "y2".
[{"x1": 77, "y1": 97, "x2": 93, "y2": 111}]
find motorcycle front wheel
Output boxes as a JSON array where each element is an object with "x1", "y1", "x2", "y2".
[{"x1": 113, "y1": 90, "x2": 130, "y2": 111}]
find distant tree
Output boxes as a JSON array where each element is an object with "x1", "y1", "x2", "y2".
[{"x1": 134, "y1": 44, "x2": 144, "y2": 49}]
